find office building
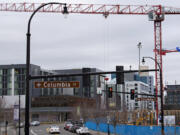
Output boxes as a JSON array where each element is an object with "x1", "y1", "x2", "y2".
[{"x1": 0, "y1": 64, "x2": 104, "y2": 122}]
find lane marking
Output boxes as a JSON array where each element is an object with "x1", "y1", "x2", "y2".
[{"x1": 30, "y1": 129, "x2": 37, "y2": 135}]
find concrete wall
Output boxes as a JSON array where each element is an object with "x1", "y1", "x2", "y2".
[{"x1": 1, "y1": 95, "x2": 25, "y2": 108}]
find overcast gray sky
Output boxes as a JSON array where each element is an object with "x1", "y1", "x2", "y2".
[{"x1": 0, "y1": 0, "x2": 180, "y2": 85}]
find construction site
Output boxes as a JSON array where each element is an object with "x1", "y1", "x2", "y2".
[{"x1": 0, "y1": 0, "x2": 180, "y2": 135}]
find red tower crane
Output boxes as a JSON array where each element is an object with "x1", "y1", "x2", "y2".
[
  {"x1": 1, "y1": 3, "x2": 180, "y2": 124},
  {"x1": 154, "y1": 47, "x2": 180, "y2": 55}
]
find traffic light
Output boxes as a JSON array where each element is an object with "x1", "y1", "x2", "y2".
[
  {"x1": 116, "y1": 66, "x2": 124, "y2": 84},
  {"x1": 130, "y1": 89, "x2": 135, "y2": 100},
  {"x1": 108, "y1": 87, "x2": 113, "y2": 98}
]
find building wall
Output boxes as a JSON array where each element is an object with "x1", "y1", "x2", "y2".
[
  {"x1": 0, "y1": 64, "x2": 40, "y2": 108},
  {"x1": 164, "y1": 110, "x2": 180, "y2": 125},
  {"x1": 125, "y1": 81, "x2": 152, "y2": 111},
  {"x1": 165, "y1": 85, "x2": 180, "y2": 105},
  {"x1": 2, "y1": 95, "x2": 25, "y2": 108},
  {"x1": 0, "y1": 64, "x2": 104, "y2": 109}
]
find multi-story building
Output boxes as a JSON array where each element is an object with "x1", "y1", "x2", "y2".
[
  {"x1": 0, "y1": 64, "x2": 41, "y2": 108},
  {"x1": 124, "y1": 81, "x2": 151, "y2": 111},
  {"x1": 165, "y1": 85, "x2": 180, "y2": 105},
  {"x1": 110, "y1": 67, "x2": 154, "y2": 111},
  {"x1": 164, "y1": 85, "x2": 180, "y2": 125},
  {"x1": 0, "y1": 64, "x2": 104, "y2": 122}
]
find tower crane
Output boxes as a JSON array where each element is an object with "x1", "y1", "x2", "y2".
[
  {"x1": 154, "y1": 47, "x2": 180, "y2": 55},
  {"x1": 1, "y1": 2, "x2": 180, "y2": 124}
]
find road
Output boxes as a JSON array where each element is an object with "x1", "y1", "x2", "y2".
[
  {"x1": 4, "y1": 124, "x2": 108, "y2": 135},
  {"x1": 5, "y1": 123, "x2": 106, "y2": 135},
  {"x1": 4, "y1": 123, "x2": 76, "y2": 135},
  {"x1": 30, "y1": 124, "x2": 76, "y2": 135}
]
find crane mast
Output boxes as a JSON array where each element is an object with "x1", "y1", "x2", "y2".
[{"x1": 1, "y1": 2, "x2": 180, "y2": 125}]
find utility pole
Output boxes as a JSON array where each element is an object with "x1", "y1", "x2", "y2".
[{"x1": 137, "y1": 42, "x2": 142, "y2": 76}]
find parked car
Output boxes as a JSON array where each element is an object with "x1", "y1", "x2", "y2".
[
  {"x1": 76, "y1": 127, "x2": 90, "y2": 135},
  {"x1": 64, "y1": 121, "x2": 73, "y2": 130},
  {"x1": 16, "y1": 122, "x2": 24, "y2": 128},
  {"x1": 30, "y1": 121, "x2": 40, "y2": 126},
  {"x1": 48, "y1": 125, "x2": 60, "y2": 134},
  {"x1": 69, "y1": 124, "x2": 82, "y2": 133}
]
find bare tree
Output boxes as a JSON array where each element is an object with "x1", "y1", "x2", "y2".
[
  {"x1": 90, "y1": 108, "x2": 107, "y2": 134},
  {"x1": 0, "y1": 98, "x2": 6, "y2": 135},
  {"x1": 79, "y1": 102, "x2": 92, "y2": 125},
  {"x1": 119, "y1": 108, "x2": 128, "y2": 124},
  {"x1": 109, "y1": 110, "x2": 120, "y2": 135}
]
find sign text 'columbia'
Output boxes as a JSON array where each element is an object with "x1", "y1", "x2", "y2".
[{"x1": 34, "y1": 81, "x2": 80, "y2": 88}]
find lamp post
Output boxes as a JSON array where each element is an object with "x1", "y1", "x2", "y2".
[
  {"x1": 18, "y1": 89, "x2": 21, "y2": 135},
  {"x1": 105, "y1": 77, "x2": 109, "y2": 109},
  {"x1": 137, "y1": 42, "x2": 142, "y2": 75},
  {"x1": 107, "y1": 115, "x2": 110, "y2": 135},
  {"x1": 25, "y1": 2, "x2": 68, "y2": 135},
  {"x1": 142, "y1": 56, "x2": 164, "y2": 135}
]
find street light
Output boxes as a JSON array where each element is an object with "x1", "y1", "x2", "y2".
[
  {"x1": 25, "y1": 2, "x2": 68, "y2": 135},
  {"x1": 18, "y1": 89, "x2": 21, "y2": 135},
  {"x1": 107, "y1": 115, "x2": 110, "y2": 135},
  {"x1": 105, "y1": 77, "x2": 109, "y2": 109},
  {"x1": 142, "y1": 56, "x2": 164, "y2": 135},
  {"x1": 15, "y1": 69, "x2": 21, "y2": 135}
]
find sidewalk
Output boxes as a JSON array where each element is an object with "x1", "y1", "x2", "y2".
[{"x1": 89, "y1": 130, "x2": 115, "y2": 135}]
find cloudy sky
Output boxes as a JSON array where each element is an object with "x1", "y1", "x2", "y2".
[{"x1": 0, "y1": 0, "x2": 180, "y2": 85}]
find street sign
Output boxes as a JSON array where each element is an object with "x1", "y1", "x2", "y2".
[
  {"x1": 135, "y1": 97, "x2": 155, "y2": 101},
  {"x1": 34, "y1": 81, "x2": 80, "y2": 88}
]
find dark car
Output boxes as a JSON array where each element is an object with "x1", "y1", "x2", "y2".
[
  {"x1": 69, "y1": 124, "x2": 82, "y2": 133},
  {"x1": 64, "y1": 121, "x2": 73, "y2": 130}
]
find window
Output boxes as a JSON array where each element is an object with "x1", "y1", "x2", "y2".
[
  {"x1": 3, "y1": 69, "x2": 8, "y2": 75},
  {"x1": 56, "y1": 89, "x2": 59, "y2": 95},
  {"x1": 43, "y1": 89, "x2": 48, "y2": 96},
  {"x1": 0, "y1": 70, "x2": 2, "y2": 75},
  {"x1": 50, "y1": 88, "x2": 54, "y2": 95}
]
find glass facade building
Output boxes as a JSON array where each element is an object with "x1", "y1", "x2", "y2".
[
  {"x1": 165, "y1": 85, "x2": 180, "y2": 105},
  {"x1": 0, "y1": 64, "x2": 103, "y2": 106}
]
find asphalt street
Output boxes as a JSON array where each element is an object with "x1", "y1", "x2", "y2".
[
  {"x1": 4, "y1": 124, "x2": 76, "y2": 135},
  {"x1": 30, "y1": 124, "x2": 77, "y2": 135},
  {"x1": 3, "y1": 123, "x2": 107, "y2": 135}
]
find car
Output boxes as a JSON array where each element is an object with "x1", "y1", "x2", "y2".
[
  {"x1": 76, "y1": 126, "x2": 90, "y2": 135},
  {"x1": 30, "y1": 121, "x2": 40, "y2": 126},
  {"x1": 16, "y1": 122, "x2": 24, "y2": 128},
  {"x1": 48, "y1": 125, "x2": 60, "y2": 134},
  {"x1": 64, "y1": 121, "x2": 73, "y2": 130},
  {"x1": 69, "y1": 124, "x2": 82, "y2": 133}
]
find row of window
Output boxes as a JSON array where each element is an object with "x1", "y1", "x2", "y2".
[{"x1": 0, "y1": 88, "x2": 25, "y2": 95}]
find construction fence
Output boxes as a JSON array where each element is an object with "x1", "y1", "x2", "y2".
[{"x1": 85, "y1": 121, "x2": 180, "y2": 135}]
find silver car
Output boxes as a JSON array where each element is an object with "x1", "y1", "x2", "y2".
[{"x1": 30, "y1": 121, "x2": 40, "y2": 126}]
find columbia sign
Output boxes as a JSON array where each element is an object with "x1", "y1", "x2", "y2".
[{"x1": 34, "y1": 81, "x2": 80, "y2": 88}]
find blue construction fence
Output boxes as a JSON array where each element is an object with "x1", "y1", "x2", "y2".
[{"x1": 85, "y1": 121, "x2": 180, "y2": 135}]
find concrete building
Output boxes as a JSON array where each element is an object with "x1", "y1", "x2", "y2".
[
  {"x1": 165, "y1": 85, "x2": 180, "y2": 105},
  {"x1": 110, "y1": 70, "x2": 154, "y2": 111},
  {"x1": 0, "y1": 64, "x2": 105, "y2": 122},
  {"x1": 0, "y1": 64, "x2": 40, "y2": 108},
  {"x1": 163, "y1": 85, "x2": 180, "y2": 125},
  {"x1": 124, "y1": 81, "x2": 151, "y2": 111}
]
